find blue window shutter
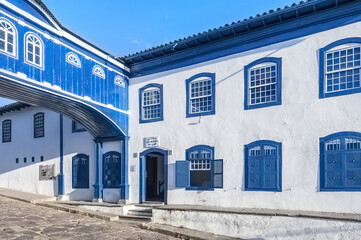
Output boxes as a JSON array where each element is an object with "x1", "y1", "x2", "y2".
[
  {"x1": 211, "y1": 159, "x2": 223, "y2": 188},
  {"x1": 345, "y1": 152, "x2": 361, "y2": 187},
  {"x1": 264, "y1": 157, "x2": 278, "y2": 189},
  {"x1": 325, "y1": 153, "x2": 342, "y2": 188},
  {"x1": 247, "y1": 156, "x2": 263, "y2": 189},
  {"x1": 72, "y1": 154, "x2": 89, "y2": 188},
  {"x1": 175, "y1": 161, "x2": 189, "y2": 188}
]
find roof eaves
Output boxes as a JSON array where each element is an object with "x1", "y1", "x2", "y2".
[{"x1": 119, "y1": 0, "x2": 344, "y2": 63}]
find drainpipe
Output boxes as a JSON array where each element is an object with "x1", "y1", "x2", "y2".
[
  {"x1": 57, "y1": 114, "x2": 67, "y2": 201},
  {"x1": 93, "y1": 140, "x2": 103, "y2": 202}
]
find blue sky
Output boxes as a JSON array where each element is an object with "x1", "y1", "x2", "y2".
[{"x1": 0, "y1": 0, "x2": 296, "y2": 106}]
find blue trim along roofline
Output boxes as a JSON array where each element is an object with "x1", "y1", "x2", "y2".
[
  {"x1": 244, "y1": 57, "x2": 282, "y2": 110},
  {"x1": 124, "y1": 0, "x2": 361, "y2": 77},
  {"x1": 186, "y1": 72, "x2": 216, "y2": 118},
  {"x1": 185, "y1": 144, "x2": 215, "y2": 191},
  {"x1": 319, "y1": 37, "x2": 361, "y2": 99},
  {"x1": 244, "y1": 140, "x2": 282, "y2": 192},
  {"x1": 139, "y1": 83, "x2": 164, "y2": 124},
  {"x1": 320, "y1": 131, "x2": 361, "y2": 191}
]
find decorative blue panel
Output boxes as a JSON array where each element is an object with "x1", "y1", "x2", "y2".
[
  {"x1": 72, "y1": 154, "x2": 89, "y2": 189},
  {"x1": 211, "y1": 159, "x2": 223, "y2": 188},
  {"x1": 175, "y1": 161, "x2": 189, "y2": 188},
  {"x1": 103, "y1": 151, "x2": 121, "y2": 188},
  {"x1": 320, "y1": 132, "x2": 361, "y2": 191},
  {"x1": 244, "y1": 140, "x2": 282, "y2": 191}
]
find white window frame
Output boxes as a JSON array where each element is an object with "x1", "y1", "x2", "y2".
[
  {"x1": 248, "y1": 62, "x2": 278, "y2": 106},
  {"x1": 0, "y1": 18, "x2": 17, "y2": 58},
  {"x1": 141, "y1": 87, "x2": 161, "y2": 121},
  {"x1": 324, "y1": 44, "x2": 361, "y2": 94},
  {"x1": 92, "y1": 65, "x2": 105, "y2": 79},
  {"x1": 189, "y1": 77, "x2": 213, "y2": 114},
  {"x1": 66, "y1": 52, "x2": 81, "y2": 68},
  {"x1": 24, "y1": 32, "x2": 44, "y2": 69}
]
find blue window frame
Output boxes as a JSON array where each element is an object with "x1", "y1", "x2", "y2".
[
  {"x1": 72, "y1": 154, "x2": 89, "y2": 188},
  {"x1": 320, "y1": 132, "x2": 361, "y2": 191},
  {"x1": 186, "y1": 73, "x2": 216, "y2": 118},
  {"x1": 139, "y1": 83, "x2": 163, "y2": 123},
  {"x1": 244, "y1": 57, "x2": 282, "y2": 110},
  {"x1": 319, "y1": 38, "x2": 361, "y2": 99},
  {"x1": 72, "y1": 120, "x2": 86, "y2": 133},
  {"x1": 2, "y1": 119, "x2": 11, "y2": 143},
  {"x1": 34, "y1": 112, "x2": 44, "y2": 138},
  {"x1": 244, "y1": 140, "x2": 282, "y2": 191},
  {"x1": 175, "y1": 145, "x2": 223, "y2": 190},
  {"x1": 103, "y1": 151, "x2": 121, "y2": 188}
]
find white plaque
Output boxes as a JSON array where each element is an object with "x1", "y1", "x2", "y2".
[
  {"x1": 39, "y1": 164, "x2": 55, "y2": 181},
  {"x1": 144, "y1": 136, "x2": 160, "y2": 148}
]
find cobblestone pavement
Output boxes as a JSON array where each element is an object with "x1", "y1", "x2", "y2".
[{"x1": 0, "y1": 196, "x2": 177, "y2": 240}]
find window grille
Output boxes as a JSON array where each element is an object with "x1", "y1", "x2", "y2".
[
  {"x1": 325, "y1": 46, "x2": 361, "y2": 93},
  {"x1": 34, "y1": 113, "x2": 44, "y2": 138},
  {"x1": 264, "y1": 145, "x2": 277, "y2": 155},
  {"x1": 345, "y1": 138, "x2": 361, "y2": 150},
  {"x1": 189, "y1": 77, "x2": 212, "y2": 114},
  {"x1": 66, "y1": 52, "x2": 81, "y2": 68},
  {"x1": 326, "y1": 139, "x2": 340, "y2": 151},
  {"x1": 25, "y1": 33, "x2": 42, "y2": 67},
  {"x1": 189, "y1": 150, "x2": 212, "y2": 170},
  {"x1": 2, "y1": 120, "x2": 11, "y2": 142},
  {"x1": 0, "y1": 19, "x2": 15, "y2": 56},
  {"x1": 142, "y1": 88, "x2": 161, "y2": 120},
  {"x1": 249, "y1": 146, "x2": 261, "y2": 156},
  {"x1": 249, "y1": 64, "x2": 277, "y2": 105},
  {"x1": 92, "y1": 65, "x2": 105, "y2": 79}
]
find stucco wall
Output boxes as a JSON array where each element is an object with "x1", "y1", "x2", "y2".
[
  {"x1": 153, "y1": 209, "x2": 361, "y2": 239},
  {"x1": 0, "y1": 106, "x2": 97, "y2": 200},
  {"x1": 129, "y1": 21, "x2": 361, "y2": 213}
]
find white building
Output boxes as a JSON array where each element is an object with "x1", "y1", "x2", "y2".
[
  {"x1": 0, "y1": 102, "x2": 123, "y2": 203},
  {"x1": 1, "y1": 1, "x2": 361, "y2": 237}
]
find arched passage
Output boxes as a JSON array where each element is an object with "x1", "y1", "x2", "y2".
[{"x1": 0, "y1": 73, "x2": 126, "y2": 139}]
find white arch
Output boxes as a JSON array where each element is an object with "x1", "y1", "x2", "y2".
[
  {"x1": 66, "y1": 52, "x2": 81, "y2": 68},
  {"x1": 92, "y1": 65, "x2": 105, "y2": 79},
  {"x1": 0, "y1": 17, "x2": 17, "y2": 58}
]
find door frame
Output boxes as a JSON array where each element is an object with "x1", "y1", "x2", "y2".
[{"x1": 139, "y1": 148, "x2": 168, "y2": 204}]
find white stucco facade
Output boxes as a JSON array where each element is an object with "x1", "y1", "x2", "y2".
[
  {"x1": 128, "y1": 20, "x2": 361, "y2": 214},
  {"x1": 0, "y1": 105, "x2": 122, "y2": 202}
]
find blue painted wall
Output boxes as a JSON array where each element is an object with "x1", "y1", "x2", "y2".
[{"x1": 0, "y1": 2, "x2": 129, "y2": 135}]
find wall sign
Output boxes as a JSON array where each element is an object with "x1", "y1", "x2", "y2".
[
  {"x1": 39, "y1": 165, "x2": 55, "y2": 181},
  {"x1": 143, "y1": 136, "x2": 160, "y2": 148}
]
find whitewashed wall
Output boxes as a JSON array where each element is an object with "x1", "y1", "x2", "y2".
[
  {"x1": 0, "y1": 106, "x2": 97, "y2": 200},
  {"x1": 129, "y1": 21, "x2": 361, "y2": 214}
]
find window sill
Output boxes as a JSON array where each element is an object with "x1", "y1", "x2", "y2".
[
  {"x1": 186, "y1": 110, "x2": 215, "y2": 118},
  {"x1": 186, "y1": 186, "x2": 214, "y2": 191},
  {"x1": 245, "y1": 101, "x2": 282, "y2": 110},
  {"x1": 139, "y1": 117, "x2": 164, "y2": 124},
  {"x1": 245, "y1": 188, "x2": 282, "y2": 192},
  {"x1": 320, "y1": 187, "x2": 361, "y2": 191},
  {"x1": 319, "y1": 88, "x2": 361, "y2": 99}
]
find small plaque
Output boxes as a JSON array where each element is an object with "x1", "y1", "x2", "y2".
[
  {"x1": 133, "y1": 153, "x2": 138, "y2": 158},
  {"x1": 143, "y1": 136, "x2": 160, "y2": 148},
  {"x1": 39, "y1": 165, "x2": 55, "y2": 181},
  {"x1": 130, "y1": 165, "x2": 136, "y2": 172}
]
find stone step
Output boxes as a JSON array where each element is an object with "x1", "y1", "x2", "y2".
[
  {"x1": 127, "y1": 208, "x2": 153, "y2": 217},
  {"x1": 118, "y1": 214, "x2": 152, "y2": 222}
]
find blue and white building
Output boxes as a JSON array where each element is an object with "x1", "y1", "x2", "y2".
[{"x1": 1, "y1": 0, "x2": 361, "y2": 231}]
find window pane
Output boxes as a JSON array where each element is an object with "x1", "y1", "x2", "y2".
[
  {"x1": 35, "y1": 56, "x2": 40, "y2": 65},
  {"x1": 189, "y1": 77, "x2": 213, "y2": 114},
  {"x1": 249, "y1": 64, "x2": 277, "y2": 106},
  {"x1": 0, "y1": 40, "x2": 5, "y2": 51},
  {"x1": 28, "y1": 53, "x2": 33, "y2": 62}
]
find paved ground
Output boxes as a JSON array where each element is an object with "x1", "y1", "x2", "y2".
[{"x1": 0, "y1": 196, "x2": 177, "y2": 240}]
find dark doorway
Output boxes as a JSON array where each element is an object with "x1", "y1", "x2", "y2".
[{"x1": 145, "y1": 153, "x2": 164, "y2": 202}]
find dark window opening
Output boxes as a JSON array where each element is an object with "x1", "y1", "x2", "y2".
[{"x1": 34, "y1": 113, "x2": 44, "y2": 138}]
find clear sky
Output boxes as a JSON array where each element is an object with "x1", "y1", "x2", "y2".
[{"x1": 0, "y1": 0, "x2": 296, "y2": 106}]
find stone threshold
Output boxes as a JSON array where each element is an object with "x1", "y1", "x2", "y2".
[{"x1": 157, "y1": 204, "x2": 361, "y2": 222}]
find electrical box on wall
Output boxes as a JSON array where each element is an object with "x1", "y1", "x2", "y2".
[{"x1": 39, "y1": 165, "x2": 55, "y2": 180}]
